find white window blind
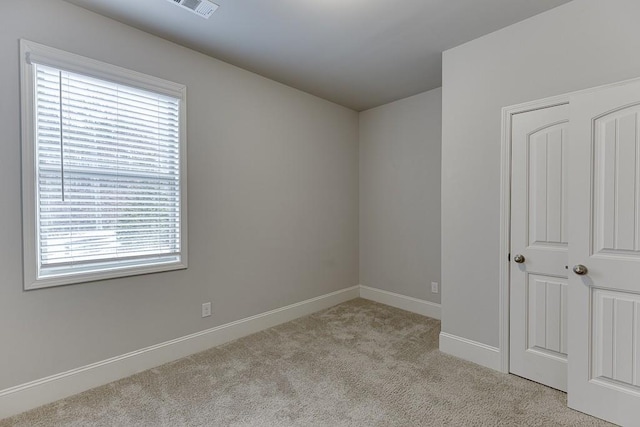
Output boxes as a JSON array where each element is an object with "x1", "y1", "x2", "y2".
[{"x1": 21, "y1": 40, "x2": 187, "y2": 289}]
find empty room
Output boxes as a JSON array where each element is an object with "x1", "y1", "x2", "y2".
[{"x1": 1, "y1": 0, "x2": 640, "y2": 425}]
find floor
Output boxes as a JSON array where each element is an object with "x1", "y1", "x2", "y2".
[{"x1": 1, "y1": 299, "x2": 612, "y2": 426}]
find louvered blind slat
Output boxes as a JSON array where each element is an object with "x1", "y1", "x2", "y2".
[{"x1": 35, "y1": 64, "x2": 182, "y2": 273}]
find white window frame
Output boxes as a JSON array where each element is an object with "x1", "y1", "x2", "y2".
[{"x1": 20, "y1": 39, "x2": 188, "y2": 290}]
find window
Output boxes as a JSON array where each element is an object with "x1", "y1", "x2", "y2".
[{"x1": 20, "y1": 40, "x2": 187, "y2": 289}]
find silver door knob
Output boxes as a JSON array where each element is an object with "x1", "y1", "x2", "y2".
[
  {"x1": 513, "y1": 254, "x2": 525, "y2": 264},
  {"x1": 572, "y1": 264, "x2": 588, "y2": 275}
]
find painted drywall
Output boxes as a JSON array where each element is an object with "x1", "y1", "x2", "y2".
[
  {"x1": 0, "y1": 0, "x2": 358, "y2": 390},
  {"x1": 441, "y1": 0, "x2": 640, "y2": 347},
  {"x1": 359, "y1": 88, "x2": 441, "y2": 304}
]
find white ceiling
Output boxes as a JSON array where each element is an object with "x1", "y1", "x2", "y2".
[{"x1": 64, "y1": 0, "x2": 571, "y2": 111}]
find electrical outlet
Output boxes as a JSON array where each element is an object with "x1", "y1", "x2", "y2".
[
  {"x1": 202, "y1": 302, "x2": 212, "y2": 318},
  {"x1": 431, "y1": 282, "x2": 439, "y2": 294}
]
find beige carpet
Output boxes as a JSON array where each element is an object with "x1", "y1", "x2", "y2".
[{"x1": 1, "y1": 299, "x2": 613, "y2": 426}]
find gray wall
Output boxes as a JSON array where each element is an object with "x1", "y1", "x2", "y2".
[
  {"x1": 0, "y1": 0, "x2": 358, "y2": 390},
  {"x1": 441, "y1": 0, "x2": 640, "y2": 347},
  {"x1": 360, "y1": 88, "x2": 442, "y2": 303}
]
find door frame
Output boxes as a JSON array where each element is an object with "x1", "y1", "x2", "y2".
[{"x1": 498, "y1": 75, "x2": 640, "y2": 374}]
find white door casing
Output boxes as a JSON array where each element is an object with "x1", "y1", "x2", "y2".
[
  {"x1": 510, "y1": 104, "x2": 570, "y2": 392},
  {"x1": 568, "y1": 79, "x2": 640, "y2": 426}
]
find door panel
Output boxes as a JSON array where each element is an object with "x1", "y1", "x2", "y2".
[
  {"x1": 568, "y1": 80, "x2": 640, "y2": 426},
  {"x1": 529, "y1": 124, "x2": 568, "y2": 247},
  {"x1": 594, "y1": 106, "x2": 640, "y2": 255},
  {"x1": 510, "y1": 104, "x2": 569, "y2": 392},
  {"x1": 592, "y1": 289, "x2": 640, "y2": 387},
  {"x1": 527, "y1": 274, "x2": 568, "y2": 356}
]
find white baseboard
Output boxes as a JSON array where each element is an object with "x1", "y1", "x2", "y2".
[
  {"x1": 359, "y1": 285, "x2": 441, "y2": 320},
  {"x1": 0, "y1": 286, "x2": 360, "y2": 420},
  {"x1": 439, "y1": 332, "x2": 501, "y2": 371}
]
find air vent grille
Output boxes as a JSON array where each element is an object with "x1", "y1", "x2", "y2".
[{"x1": 168, "y1": 0, "x2": 219, "y2": 19}]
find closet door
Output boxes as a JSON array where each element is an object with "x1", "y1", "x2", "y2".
[
  {"x1": 568, "y1": 79, "x2": 640, "y2": 426},
  {"x1": 510, "y1": 104, "x2": 569, "y2": 391}
]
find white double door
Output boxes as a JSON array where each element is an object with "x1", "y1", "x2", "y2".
[{"x1": 510, "y1": 79, "x2": 640, "y2": 426}]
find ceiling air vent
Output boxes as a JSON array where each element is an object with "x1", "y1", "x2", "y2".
[{"x1": 169, "y1": 0, "x2": 219, "y2": 19}]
